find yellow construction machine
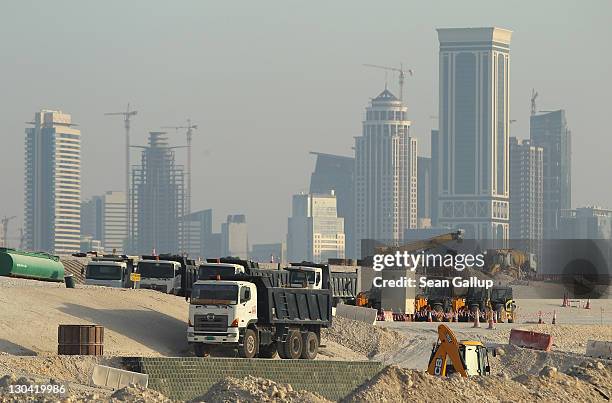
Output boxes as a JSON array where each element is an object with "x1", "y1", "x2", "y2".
[
  {"x1": 427, "y1": 324, "x2": 491, "y2": 377},
  {"x1": 483, "y1": 248, "x2": 536, "y2": 279}
]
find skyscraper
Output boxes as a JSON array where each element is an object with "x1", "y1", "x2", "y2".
[
  {"x1": 131, "y1": 132, "x2": 184, "y2": 254},
  {"x1": 430, "y1": 129, "x2": 440, "y2": 226},
  {"x1": 81, "y1": 191, "x2": 128, "y2": 253},
  {"x1": 287, "y1": 192, "x2": 345, "y2": 263},
  {"x1": 530, "y1": 110, "x2": 571, "y2": 239},
  {"x1": 436, "y1": 27, "x2": 512, "y2": 240},
  {"x1": 354, "y1": 88, "x2": 417, "y2": 256},
  {"x1": 309, "y1": 151, "x2": 355, "y2": 258},
  {"x1": 417, "y1": 156, "x2": 431, "y2": 227},
  {"x1": 509, "y1": 138, "x2": 543, "y2": 243},
  {"x1": 24, "y1": 110, "x2": 81, "y2": 253}
]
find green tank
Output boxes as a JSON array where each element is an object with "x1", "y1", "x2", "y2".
[{"x1": 0, "y1": 248, "x2": 65, "y2": 281}]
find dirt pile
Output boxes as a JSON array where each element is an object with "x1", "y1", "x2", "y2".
[
  {"x1": 342, "y1": 361, "x2": 611, "y2": 402},
  {"x1": 321, "y1": 316, "x2": 406, "y2": 358},
  {"x1": 193, "y1": 375, "x2": 330, "y2": 402}
]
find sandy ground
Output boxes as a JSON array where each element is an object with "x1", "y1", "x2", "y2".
[{"x1": 1, "y1": 276, "x2": 611, "y2": 401}]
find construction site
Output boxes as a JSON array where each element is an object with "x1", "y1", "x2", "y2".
[{"x1": 0, "y1": 231, "x2": 610, "y2": 403}]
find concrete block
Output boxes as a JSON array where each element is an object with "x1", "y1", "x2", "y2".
[
  {"x1": 335, "y1": 303, "x2": 377, "y2": 324},
  {"x1": 586, "y1": 340, "x2": 612, "y2": 359},
  {"x1": 91, "y1": 364, "x2": 148, "y2": 389}
]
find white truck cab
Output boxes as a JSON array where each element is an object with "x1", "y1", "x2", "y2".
[
  {"x1": 286, "y1": 266, "x2": 323, "y2": 289},
  {"x1": 138, "y1": 259, "x2": 182, "y2": 294},
  {"x1": 187, "y1": 280, "x2": 257, "y2": 355},
  {"x1": 85, "y1": 261, "x2": 127, "y2": 288}
]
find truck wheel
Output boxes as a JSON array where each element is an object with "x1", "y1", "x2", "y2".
[
  {"x1": 193, "y1": 344, "x2": 209, "y2": 357},
  {"x1": 300, "y1": 332, "x2": 318, "y2": 360},
  {"x1": 259, "y1": 343, "x2": 278, "y2": 359},
  {"x1": 239, "y1": 329, "x2": 258, "y2": 358},
  {"x1": 282, "y1": 330, "x2": 303, "y2": 359}
]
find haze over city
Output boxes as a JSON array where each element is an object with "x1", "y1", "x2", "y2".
[{"x1": 1, "y1": 0, "x2": 611, "y2": 244}]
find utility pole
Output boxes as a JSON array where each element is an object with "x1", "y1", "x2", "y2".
[
  {"x1": 1, "y1": 216, "x2": 16, "y2": 248},
  {"x1": 105, "y1": 104, "x2": 138, "y2": 252},
  {"x1": 363, "y1": 63, "x2": 414, "y2": 103}
]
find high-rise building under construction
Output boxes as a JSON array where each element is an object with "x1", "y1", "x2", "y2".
[{"x1": 131, "y1": 132, "x2": 184, "y2": 254}]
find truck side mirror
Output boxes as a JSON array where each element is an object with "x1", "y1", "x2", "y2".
[{"x1": 244, "y1": 289, "x2": 251, "y2": 302}]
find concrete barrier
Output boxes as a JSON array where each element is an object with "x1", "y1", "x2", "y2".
[
  {"x1": 509, "y1": 329, "x2": 553, "y2": 351},
  {"x1": 586, "y1": 340, "x2": 612, "y2": 359},
  {"x1": 91, "y1": 364, "x2": 148, "y2": 390},
  {"x1": 335, "y1": 304, "x2": 377, "y2": 324}
]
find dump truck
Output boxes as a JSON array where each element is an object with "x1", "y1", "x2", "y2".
[
  {"x1": 427, "y1": 324, "x2": 491, "y2": 377},
  {"x1": 137, "y1": 259, "x2": 183, "y2": 294},
  {"x1": 187, "y1": 274, "x2": 332, "y2": 359},
  {"x1": 84, "y1": 255, "x2": 138, "y2": 288},
  {"x1": 490, "y1": 285, "x2": 516, "y2": 323},
  {"x1": 289, "y1": 262, "x2": 359, "y2": 306}
]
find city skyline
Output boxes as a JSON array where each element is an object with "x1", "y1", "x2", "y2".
[{"x1": 1, "y1": 2, "x2": 611, "y2": 245}]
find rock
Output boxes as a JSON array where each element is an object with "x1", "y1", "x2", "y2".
[
  {"x1": 595, "y1": 362, "x2": 605, "y2": 370},
  {"x1": 495, "y1": 347, "x2": 506, "y2": 357},
  {"x1": 0, "y1": 374, "x2": 17, "y2": 388},
  {"x1": 539, "y1": 366, "x2": 558, "y2": 378}
]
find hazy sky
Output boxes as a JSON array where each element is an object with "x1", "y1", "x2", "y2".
[{"x1": 1, "y1": 1, "x2": 611, "y2": 245}]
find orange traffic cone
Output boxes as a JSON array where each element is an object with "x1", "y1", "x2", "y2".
[
  {"x1": 427, "y1": 311, "x2": 433, "y2": 322},
  {"x1": 562, "y1": 294, "x2": 567, "y2": 307},
  {"x1": 552, "y1": 310, "x2": 557, "y2": 325},
  {"x1": 473, "y1": 308, "x2": 481, "y2": 328},
  {"x1": 585, "y1": 298, "x2": 591, "y2": 309},
  {"x1": 538, "y1": 311, "x2": 543, "y2": 324}
]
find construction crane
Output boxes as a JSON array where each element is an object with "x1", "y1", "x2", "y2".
[
  {"x1": 363, "y1": 63, "x2": 413, "y2": 102},
  {"x1": 162, "y1": 120, "x2": 198, "y2": 219},
  {"x1": 530, "y1": 89, "x2": 538, "y2": 116},
  {"x1": 1, "y1": 216, "x2": 16, "y2": 248},
  {"x1": 105, "y1": 104, "x2": 138, "y2": 250}
]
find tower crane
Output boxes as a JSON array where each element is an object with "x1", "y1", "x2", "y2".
[
  {"x1": 105, "y1": 104, "x2": 138, "y2": 250},
  {"x1": 363, "y1": 63, "x2": 413, "y2": 102},
  {"x1": 1, "y1": 216, "x2": 16, "y2": 248}
]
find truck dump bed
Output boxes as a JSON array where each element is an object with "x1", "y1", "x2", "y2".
[{"x1": 258, "y1": 286, "x2": 332, "y2": 326}]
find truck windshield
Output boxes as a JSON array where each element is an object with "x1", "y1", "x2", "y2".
[
  {"x1": 86, "y1": 265, "x2": 122, "y2": 280},
  {"x1": 191, "y1": 284, "x2": 238, "y2": 305},
  {"x1": 289, "y1": 270, "x2": 315, "y2": 287},
  {"x1": 139, "y1": 262, "x2": 175, "y2": 279}
]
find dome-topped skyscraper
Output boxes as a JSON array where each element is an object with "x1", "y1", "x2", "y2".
[{"x1": 354, "y1": 88, "x2": 418, "y2": 256}]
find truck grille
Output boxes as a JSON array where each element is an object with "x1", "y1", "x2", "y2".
[{"x1": 194, "y1": 314, "x2": 228, "y2": 332}]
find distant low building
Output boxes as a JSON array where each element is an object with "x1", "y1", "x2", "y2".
[
  {"x1": 251, "y1": 242, "x2": 286, "y2": 264},
  {"x1": 559, "y1": 207, "x2": 612, "y2": 239},
  {"x1": 221, "y1": 214, "x2": 248, "y2": 259},
  {"x1": 182, "y1": 209, "x2": 213, "y2": 259},
  {"x1": 81, "y1": 191, "x2": 128, "y2": 254}
]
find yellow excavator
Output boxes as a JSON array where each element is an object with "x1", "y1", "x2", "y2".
[
  {"x1": 483, "y1": 248, "x2": 536, "y2": 279},
  {"x1": 427, "y1": 324, "x2": 491, "y2": 377}
]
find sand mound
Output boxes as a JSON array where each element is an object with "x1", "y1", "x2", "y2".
[
  {"x1": 193, "y1": 375, "x2": 330, "y2": 402},
  {"x1": 321, "y1": 316, "x2": 406, "y2": 358}
]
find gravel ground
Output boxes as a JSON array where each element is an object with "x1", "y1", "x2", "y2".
[
  {"x1": 342, "y1": 361, "x2": 611, "y2": 402},
  {"x1": 321, "y1": 316, "x2": 406, "y2": 358},
  {"x1": 192, "y1": 375, "x2": 330, "y2": 403}
]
